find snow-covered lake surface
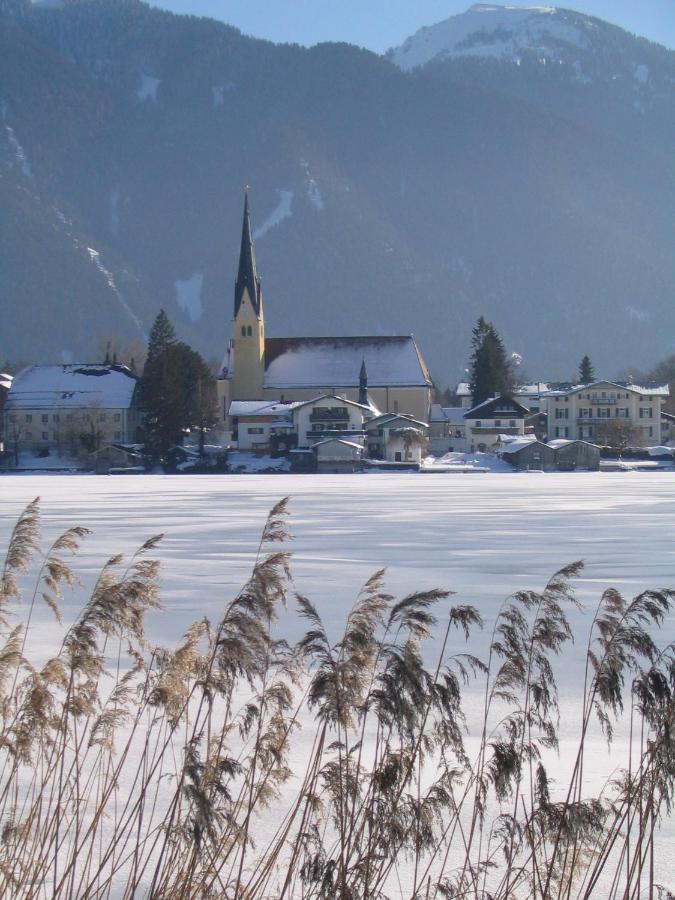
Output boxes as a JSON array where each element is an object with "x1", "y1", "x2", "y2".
[{"x1": 2, "y1": 472, "x2": 674, "y2": 889}]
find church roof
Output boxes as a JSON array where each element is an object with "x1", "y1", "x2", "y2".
[
  {"x1": 263, "y1": 336, "x2": 432, "y2": 390},
  {"x1": 234, "y1": 192, "x2": 262, "y2": 318}
]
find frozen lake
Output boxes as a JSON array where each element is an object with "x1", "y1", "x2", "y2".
[
  {"x1": 1, "y1": 471, "x2": 674, "y2": 891},
  {"x1": 2, "y1": 471, "x2": 674, "y2": 652}
]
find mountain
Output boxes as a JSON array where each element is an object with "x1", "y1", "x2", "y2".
[
  {"x1": 1, "y1": 0, "x2": 674, "y2": 384},
  {"x1": 390, "y1": 4, "x2": 632, "y2": 70}
]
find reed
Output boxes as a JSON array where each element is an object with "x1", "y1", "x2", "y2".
[{"x1": 0, "y1": 497, "x2": 673, "y2": 898}]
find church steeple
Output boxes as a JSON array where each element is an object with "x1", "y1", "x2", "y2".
[
  {"x1": 359, "y1": 358, "x2": 369, "y2": 406},
  {"x1": 234, "y1": 189, "x2": 262, "y2": 319}
]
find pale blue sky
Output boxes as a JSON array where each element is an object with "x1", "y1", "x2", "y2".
[{"x1": 149, "y1": 1, "x2": 675, "y2": 52}]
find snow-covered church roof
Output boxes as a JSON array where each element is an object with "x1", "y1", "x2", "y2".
[
  {"x1": 263, "y1": 336, "x2": 432, "y2": 390},
  {"x1": 6, "y1": 365, "x2": 138, "y2": 410}
]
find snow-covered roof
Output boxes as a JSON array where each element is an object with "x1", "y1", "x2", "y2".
[
  {"x1": 263, "y1": 337, "x2": 432, "y2": 389},
  {"x1": 515, "y1": 382, "x2": 549, "y2": 396},
  {"x1": 440, "y1": 406, "x2": 466, "y2": 424},
  {"x1": 6, "y1": 365, "x2": 138, "y2": 410},
  {"x1": 368, "y1": 412, "x2": 428, "y2": 429},
  {"x1": 544, "y1": 380, "x2": 669, "y2": 397},
  {"x1": 292, "y1": 393, "x2": 375, "y2": 413},
  {"x1": 312, "y1": 438, "x2": 364, "y2": 451},
  {"x1": 498, "y1": 433, "x2": 536, "y2": 446},
  {"x1": 455, "y1": 382, "x2": 471, "y2": 397},
  {"x1": 228, "y1": 400, "x2": 300, "y2": 418},
  {"x1": 501, "y1": 438, "x2": 551, "y2": 455}
]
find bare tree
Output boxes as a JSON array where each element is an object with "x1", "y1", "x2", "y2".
[{"x1": 595, "y1": 419, "x2": 642, "y2": 451}]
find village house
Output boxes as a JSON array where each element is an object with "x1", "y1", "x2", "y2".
[
  {"x1": 229, "y1": 393, "x2": 374, "y2": 452},
  {"x1": 428, "y1": 405, "x2": 467, "y2": 454},
  {"x1": 463, "y1": 395, "x2": 530, "y2": 452},
  {"x1": 0, "y1": 372, "x2": 12, "y2": 453},
  {"x1": 544, "y1": 380, "x2": 669, "y2": 444},
  {"x1": 3, "y1": 364, "x2": 139, "y2": 463},
  {"x1": 365, "y1": 412, "x2": 428, "y2": 464},
  {"x1": 217, "y1": 193, "x2": 433, "y2": 430}
]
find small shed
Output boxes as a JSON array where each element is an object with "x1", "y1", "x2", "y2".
[
  {"x1": 501, "y1": 440, "x2": 556, "y2": 471},
  {"x1": 313, "y1": 438, "x2": 363, "y2": 473},
  {"x1": 553, "y1": 440, "x2": 600, "y2": 471}
]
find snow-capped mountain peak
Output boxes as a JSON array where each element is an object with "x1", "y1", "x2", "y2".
[{"x1": 389, "y1": 4, "x2": 594, "y2": 70}]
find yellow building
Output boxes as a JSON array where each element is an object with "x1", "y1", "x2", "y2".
[{"x1": 217, "y1": 193, "x2": 433, "y2": 428}]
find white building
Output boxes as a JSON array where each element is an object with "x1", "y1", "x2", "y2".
[
  {"x1": 365, "y1": 413, "x2": 428, "y2": 463},
  {"x1": 3, "y1": 364, "x2": 139, "y2": 461},
  {"x1": 544, "y1": 380, "x2": 669, "y2": 444},
  {"x1": 229, "y1": 394, "x2": 374, "y2": 452}
]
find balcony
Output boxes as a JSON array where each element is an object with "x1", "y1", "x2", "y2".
[
  {"x1": 469, "y1": 426, "x2": 520, "y2": 434},
  {"x1": 589, "y1": 397, "x2": 617, "y2": 405},
  {"x1": 310, "y1": 408, "x2": 349, "y2": 422},
  {"x1": 577, "y1": 415, "x2": 629, "y2": 423}
]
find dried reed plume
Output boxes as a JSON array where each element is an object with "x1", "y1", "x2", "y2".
[{"x1": 0, "y1": 497, "x2": 673, "y2": 898}]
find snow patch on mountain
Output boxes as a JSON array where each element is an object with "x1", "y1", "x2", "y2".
[
  {"x1": 626, "y1": 305, "x2": 650, "y2": 323},
  {"x1": 253, "y1": 190, "x2": 294, "y2": 239},
  {"x1": 211, "y1": 83, "x2": 235, "y2": 106},
  {"x1": 634, "y1": 64, "x2": 649, "y2": 84},
  {"x1": 86, "y1": 247, "x2": 147, "y2": 339},
  {"x1": 389, "y1": 4, "x2": 591, "y2": 70},
  {"x1": 137, "y1": 73, "x2": 160, "y2": 101},
  {"x1": 175, "y1": 272, "x2": 204, "y2": 323},
  {"x1": 110, "y1": 188, "x2": 120, "y2": 237},
  {"x1": 1, "y1": 102, "x2": 32, "y2": 178}
]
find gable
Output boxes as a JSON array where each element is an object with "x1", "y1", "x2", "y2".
[{"x1": 465, "y1": 395, "x2": 530, "y2": 419}]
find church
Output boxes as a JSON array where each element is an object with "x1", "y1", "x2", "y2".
[{"x1": 216, "y1": 193, "x2": 433, "y2": 430}]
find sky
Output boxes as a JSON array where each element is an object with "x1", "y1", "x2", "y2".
[{"x1": 148, "y1": 1, "x2": 675, "y2": 53}]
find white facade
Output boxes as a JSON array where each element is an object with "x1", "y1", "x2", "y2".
[
  {"x1": 293, "y1": 396, "x2": 371, "y2": 448},
  {"x1": 4, "y1": 365, "x2": 139, "y2": 460},
  {"x1": 545, "y1": 381, "x2": 669, "y2": 444}
]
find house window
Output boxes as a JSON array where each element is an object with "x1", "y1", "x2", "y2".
[
  {"x1": 42, "y1": 414, "x2": 48, "y2": 423},
  {"x1": 509, "y1": 420, "x2": 516, "y2": 427},
  {"x1": 114, "y1": 413, "x2": 121, "y2": 422},
  {"x1": 247, "y1": 427, "x2": 264, "y2": 434},
  {"x1": 42, "y1": 432, "x2": 48, "y2": 440},
  {"x1": 475, "y1": 421, "x2": 481, "y2": 428},
  {"x1": 25, "y1": 414, "x2": 32, "y2": 423},
  {"x1": 25, "y1": 431, "x2": 32, "y2": 440},
  {"x1": 98, "y1": 413, "x2": 107, "y2": 423},
  {"x1": 247, "y1": 325, "x2": 253, "y2": 336},
  {"x1": 241, "y1": 326, "x2": 246, "y2": 337},
  {"x1": 53, "y1": 414, "x2": 59, "y2": 423},
  {"x1": 495, "y1": 419, "x2": 501, "y2": 427}
]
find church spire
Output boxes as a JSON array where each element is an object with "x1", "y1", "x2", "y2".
[
  {"x1": 234, "y1": 188, "x2": 262, "y2": 319},
  {"x1": 359, "y1": 358, "x2": 369, "y2": 406}
]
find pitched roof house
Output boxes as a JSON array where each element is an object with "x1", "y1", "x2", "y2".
[
  {"x1": 3, "y1": 364, "x2": 139, "y2": 459},
  {"x1": 217, "y1": 193, "x2": 433, "y2": 428}
]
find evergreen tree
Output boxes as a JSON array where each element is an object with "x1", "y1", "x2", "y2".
[
  {"x1": 578, "y1": 355, "x2": 595, "y2": 384},
  {"x1": 469, "y1": 317, "x2": 514, "y2": 406},
  {"x1": 138, "y1": 311, "x2": 216, "y2": 462}
]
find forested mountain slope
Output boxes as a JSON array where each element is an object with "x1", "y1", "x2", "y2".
[{"x1": 1, "y1": 0, "x2": 673, "y2": 380}]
